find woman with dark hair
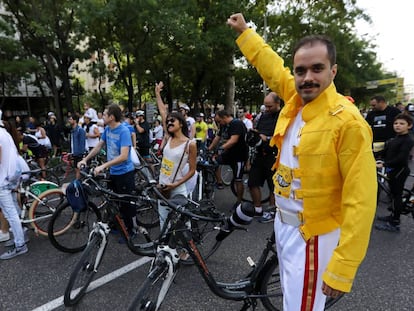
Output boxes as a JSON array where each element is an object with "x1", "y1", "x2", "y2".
[
  {"x1": 15, "y1": 115, "x2": 26, "y2": 133},
  {"x1": 155, "y1": 82, "x2": 196, "y2": 229}
]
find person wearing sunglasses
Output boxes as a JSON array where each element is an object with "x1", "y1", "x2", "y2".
[{"x1": 155, "y1": 82, "x2": 197, "y2": 229}]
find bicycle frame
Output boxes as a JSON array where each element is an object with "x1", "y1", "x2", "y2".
[
  {"x1": 18, "y1": 182, "x2": 59, "y2": 225},
  {"x1": 145, "y1": 196, "x2": 279, "y2": 311}
]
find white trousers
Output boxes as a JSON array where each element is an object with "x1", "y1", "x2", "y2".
[{"x1": 274, "y1": 212, "x2": 340, "y2": 311}]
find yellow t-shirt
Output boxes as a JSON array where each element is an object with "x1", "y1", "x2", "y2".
[{"x1": 194, "y1": 121, "x2": 208, "y2": 142}]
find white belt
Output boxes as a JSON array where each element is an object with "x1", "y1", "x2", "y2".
[{"x1": 277, "y1": 208, "x2": 304, "y2": 227}]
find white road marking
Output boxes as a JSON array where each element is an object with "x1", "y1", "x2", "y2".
[{"x1": 32, "y1": 256, "x2": 152, "y2": 311}]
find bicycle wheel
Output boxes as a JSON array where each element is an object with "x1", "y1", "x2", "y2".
[
  {"x1": 230, "y1": 172, "x2": 270, "y2": 204},
  {"x1": 135, "y1": 188, "x2": 159, "y2": 229},
  {"x1": 377, "y1": 180, "x2": 392, "y2": 206},
  {"x1": 64, "y1": 233, "x2": 106, "y2": 306},
  {"x1": 259, "y1": 255, "x2": 283, "y2": 311},
  {"x1": 325, "y1": 294, "x2": 344, "y2": 309},
  {"x1": 48, "y1": 201, "x2": 100, "y2": 253},
  {"x1": 128, "y1": 259, "x2": 171, "y2": 311},
  {"x1": 180, "y1": 201, "x2": 225, "y2": 266},
  {"x1": 220, "y1": 165, "x2": 233, "y2": 186},
  {"x1": 29, "y1": 188, "x2": 65, "y2": 236}
]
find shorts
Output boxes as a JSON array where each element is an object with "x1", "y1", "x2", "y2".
[
  {"x1": 247, "y1": 154, "x2": 275, "y2": 188},
  {"x1": 138, "y1": 147, "x2": 150, "y2": 158},
  {"x1": 33, "y1": 145, "x2": 49, "y2": 159},
  {"x1": 217, "y1": 153, "x2": 246, "y2": 182}
]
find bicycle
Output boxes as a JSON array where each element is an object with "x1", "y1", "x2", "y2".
[
  {"x1": 191, "y1": 150, "x2": 219, "y2": 203},
  {"x1": 230, "y1": 147, "x2": 270, "y2": 204},
  {"x1": 63, "y1": 173, "x2": 225, "y2": 306},
  {"x1": 377, "y1": 169, "x2": 414, "y2": 218},
  {"x1": 16, "y1": 170, "x2": 66, "y2": 236},
  {"x1": 63, "y1": 170, "x2": 161, "y2": 306},
  {"x1": 48, "y1": 168, "x2": 159, "y2": 254},
  {"x1": 127, "y1": 187, "x2": 342, "y2": 310}
]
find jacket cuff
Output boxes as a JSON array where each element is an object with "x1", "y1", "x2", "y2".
[{"x1": 322, "y1": 253, "x2": 359, "y2": 293}]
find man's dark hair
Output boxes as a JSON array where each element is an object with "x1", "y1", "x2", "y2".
[
  {"x1": 395, "y1": 113, "x2": 413, "y2": 125},
  {"x1": 106, "y1": 104, "x2": 122, "y2": 122},
  {"x1": 215, "y1": 110, "x2": 231, "y2": 118},
  {"x1": 293, "y1": 35, "x2": 336, "y2": 66},
  {"x1": 370, "y1": 95, "x2": 386, "y2": 103},
  {"x1": 71, "y1": 114, "x2": 80, "y2": 122}
]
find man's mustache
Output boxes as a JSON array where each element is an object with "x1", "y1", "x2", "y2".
[{"x1": 299, "y1": 82, "x2": 320, "y2": 89}]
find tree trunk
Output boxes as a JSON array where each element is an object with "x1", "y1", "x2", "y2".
[{"x1": 225, "y1": 62, "x2": 235, "y2": 114}]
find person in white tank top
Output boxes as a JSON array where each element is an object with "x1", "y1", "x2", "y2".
[
  {"x1": 155, "y1": 81, "x2": 197, "y2": 229},
  {"x1": 34, "y1": 121, "x2": 51, "y2": 150},
  {"x1": 83, "y1": 112, "x2": 100, "y2": 150}
]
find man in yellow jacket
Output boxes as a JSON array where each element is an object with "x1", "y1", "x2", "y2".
[{"x1": 227, "y1": 13, "x2": 377, "y2": 310}]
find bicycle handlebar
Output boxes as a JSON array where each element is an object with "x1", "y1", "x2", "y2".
[
  {"x1": 79, "y1": 169, "x2": 156, "y2": 204},
  {"x1": 152, "y1": 186, "x2": 225, "y2": 223}
]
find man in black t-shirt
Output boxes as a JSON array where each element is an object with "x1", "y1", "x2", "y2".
[
  {"x1": 208, "y1": 110, "x2": 248, "y2": 206},
  {"x1": 248, "y1": 92, "x2": 281, "y2": 223},
  {"x1": 365, "y1": 95, "x2": 400, "y2": 159},
  {"x1": 134, "y1": 110, "x2": 151, "y2": 159}
]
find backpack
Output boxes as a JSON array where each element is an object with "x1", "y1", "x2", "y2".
[{"x1": 66, "y1": 179, "x2": 88, "y2": 212}]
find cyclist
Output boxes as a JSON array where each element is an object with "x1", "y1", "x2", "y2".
[
  {"x1": 154, "y1": 82, "x2": 197, "y2": 229},
  {"x1": 375, "y1": 113, "x2": 414, "y2": 232},
  {"x1": 78, "y1": 104, "x2": 136, "y2": 236},
  {"x1": 247, "y1": 92, "x2": 282, "y2": 223},
  {"x1": 208, "y1": 110, "x2": 248, "y2": 209}
]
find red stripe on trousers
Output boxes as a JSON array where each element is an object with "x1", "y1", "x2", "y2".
[{"x1": 301, "y1": 236, "x2": 319, "y2": 311}]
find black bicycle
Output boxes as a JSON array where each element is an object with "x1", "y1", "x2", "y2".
[
  {"x1": 191, "y1": 150, "x2": 219, "y2": 203},
  {"x1": 48, "y1": 167, "x2": 159, "y2": 254},
  {"x1": 128, "y1": 188, "x2": 343, "y2": 311},
  {"x1": 377, "y1": 169, "x2": 414, "y2": 218},
  {"x1": 63, "y1": 171, "x2": 159, "y2": 306},
  {"x1": 63, "y1": 170, "x2": 224, "y2": 306},
  {"x1": 229, "y1": 146, "x2": 271, "y2": 204}
]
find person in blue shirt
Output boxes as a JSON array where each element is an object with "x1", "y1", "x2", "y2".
[
  {"x1": 68, "y1": 114, "x2": 86, "y2": 179},
  {"x1": 78, "y1": 104, "x2": 135, "y2": 234}
]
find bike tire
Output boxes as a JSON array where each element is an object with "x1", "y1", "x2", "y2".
[
  {"x1": 377, "y1": 180, "x2": 392, "y2": 206},
  {"x1": 325, "y1": 294, "x2": 344, "y2": 309},
  {"x1": 48, "y1": 201, "x2": 100, "y2": 253},
  {"x1": 230, "y1": 173, "x2": 270, "y2": 204},
  {"x1": 64, "y1": 233, "x2": 106, "y2": 306},
  {"x1": 180, "y1": 201, "x2": 225, "y2": 266},
  {"x1": 135, "y1": 188, "x2": 160, "y2": 229},
  {"x1": 259, "y1": 255, "x2": 283, "y2": 311},
  {"x1": 128, "y1": 260, "x2": 170, "y2": 311},
  {"x1": 220, "y1": 165, "x2": 233, "y2": 186},
  {"x1": 28, "y1": 188, "x2": 66, "y2": 236}
]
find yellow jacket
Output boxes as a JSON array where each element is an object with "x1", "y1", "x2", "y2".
[{"x1": 237, "y1": 29, "x2": 377, "y2": 292}]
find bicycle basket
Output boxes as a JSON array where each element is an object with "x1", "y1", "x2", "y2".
[{"x1": 65, "y1": 179, "x2": 88, "y2": 212}]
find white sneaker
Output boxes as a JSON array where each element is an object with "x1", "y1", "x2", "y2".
[
  {"x1": 4, "y1": 229, "x2": 29, "y2": 247},
  {"x1": 0, "y1": 244, "x2": 28, "y2": 260},
  {"x1": 0, "y1": 231, "x2": 10, "y2": 242}
]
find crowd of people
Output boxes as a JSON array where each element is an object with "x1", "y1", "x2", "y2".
[{"x1": 1, "y1": 11, "x2": 413, "y2": 311}]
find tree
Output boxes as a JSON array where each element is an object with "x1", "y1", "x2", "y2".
[
  {"x1": 2, "y1": 0, "x2": 88, "y2": 121},
  {"x1": 0, "y1": 15, "x2": 37, "y2": 107}
]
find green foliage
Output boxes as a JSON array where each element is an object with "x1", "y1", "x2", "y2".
[{"x1": 0, "y1": 0, "x2": 399, "y2": 113}]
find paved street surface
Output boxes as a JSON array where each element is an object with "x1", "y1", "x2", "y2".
[{"x1": 1, "y1": 174, "x2": 414, "y2": 311}]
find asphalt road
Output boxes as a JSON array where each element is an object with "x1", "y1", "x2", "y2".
[{"x1": 1, "y1": 176, "x2": 414, "y2": 311}]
